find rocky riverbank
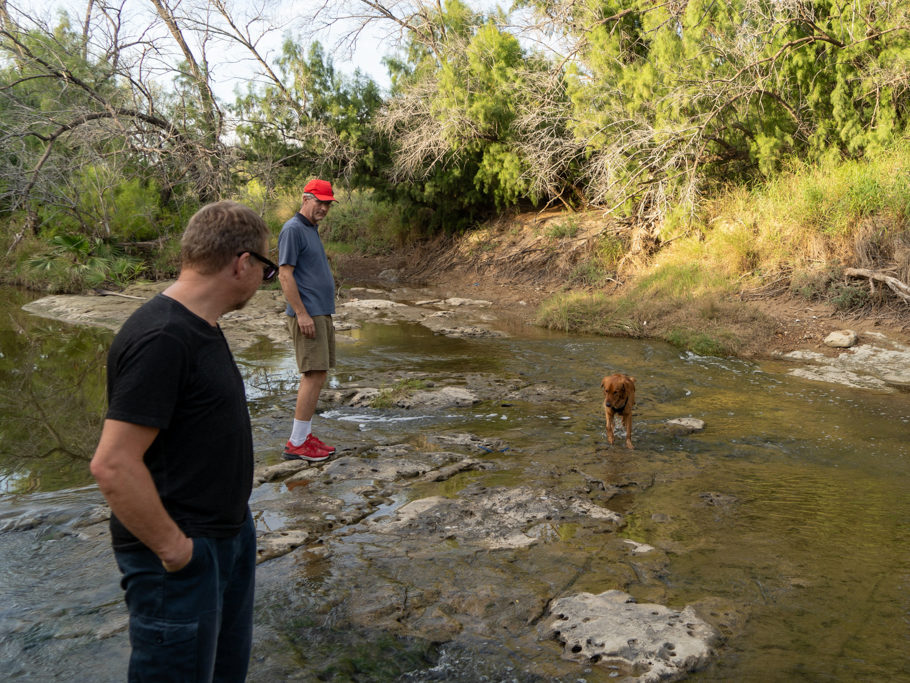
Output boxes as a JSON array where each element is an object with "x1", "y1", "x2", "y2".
[{"x1": 11, "y1": 275, "x2": 909, "y2": 681}]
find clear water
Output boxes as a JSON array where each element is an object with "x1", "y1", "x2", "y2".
[{"x1": 1, "y1": 287, "x2": 909, "y2": 680}]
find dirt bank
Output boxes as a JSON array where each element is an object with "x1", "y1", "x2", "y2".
[{"x1": 333, "y1": 219, "x2": 910, "y2": 361}]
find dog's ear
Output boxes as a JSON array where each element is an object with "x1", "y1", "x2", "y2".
[
  {"x1": 628, "y1": 376, "x2": 636, "y2": 384},
  {"x1": 601, "y1": 377, "x2": 609, "y2": 390}
]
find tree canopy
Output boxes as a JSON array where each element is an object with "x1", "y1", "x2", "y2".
[{"x1": 0, "y1": 0, "x2": 906, "y2": 242}]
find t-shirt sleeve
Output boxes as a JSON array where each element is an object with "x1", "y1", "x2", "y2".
[
  {"x1": 278, "y1": 224, "x2": 306, "y2": 268},
  {"x1": 106, "y1": 330, "x2": 187, "y2": 429}
]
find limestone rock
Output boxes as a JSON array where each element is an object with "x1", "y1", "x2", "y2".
[
  {"x1": 442, "y1": 297, "x2": 492, "y2": 307},
  {"x1": 426, "y1": 433, "x2": 510, "y2": 454},
  {"x1": 783, "y1": 335, "x2": 910, "y2": 391},
  {"x1": 666, "y1": 417, "x2": 706, "y2": 435},
  {"x1": 339, "y1": 298, "x2": 406, "y2": 310},
  {"x1": 363, "y1": 485, "x2": 622, "y2": 550},
  {"x1": 623, "y1": 539, "x2": 656, "y2": 554},
  {"x1": 824, "y1": 329, "x2": 858, "y2": 348},
  {"x1": 541, "y1": 589, "x2": 717, "y2": 682},
  {"x1": 254, "y1": 460, "x2": 310, "y2": 485},
  {"x1": 257, "y1": 529, "x2": 310, "y2": 563},
  {"x1": 397, "y1": 386, "x2": 479, "y2": 409}
]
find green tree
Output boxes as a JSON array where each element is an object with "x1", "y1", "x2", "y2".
[
  {"x1": 233, "y1": 41, "x2": 386, "y2": 195},
  {"x1": 379, "y1": 0, "x2": 554, "y2": 230},
  {"x1": 516, "y1": 0, "x2": 910, "y2": 224}
]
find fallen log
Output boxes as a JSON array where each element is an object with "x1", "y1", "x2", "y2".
[{"x1": 844, "y1": 268, "x2": 910, "y2": 304}]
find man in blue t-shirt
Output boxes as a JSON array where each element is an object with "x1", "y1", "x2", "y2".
[
  {"x1": 277, "y1": 178, "x2": 339, "y2": 462},
  {"x1": 91, "y1": 200, "x2": 275, "y2": 682}
]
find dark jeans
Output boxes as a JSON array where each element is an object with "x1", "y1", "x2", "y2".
[{"x1": 114, "y1": 512, "x2": 256, "y2": 682}]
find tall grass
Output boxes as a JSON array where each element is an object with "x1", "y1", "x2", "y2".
[
  {"x1": 537, "y1": 144, "x2": 910, "y2": 353},
  {"x1": 643, "y1": 143, "x2": 910, "y2": 295}
]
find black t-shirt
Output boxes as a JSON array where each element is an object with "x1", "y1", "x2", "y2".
[{"x1": 105, "y1": 294, "x2": 253, "y2": 550}]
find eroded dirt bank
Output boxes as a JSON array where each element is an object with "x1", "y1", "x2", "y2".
[{"x1": 334, "y1": 212, "x2": 910, "y2": 361}]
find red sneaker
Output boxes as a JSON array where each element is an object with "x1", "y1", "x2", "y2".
[
  {"x1": 282, "y1": 435, "x2": 331, "y2": 462},
  {"x1": 307, "y1": 433, "x2": 336, "y2": 454}
]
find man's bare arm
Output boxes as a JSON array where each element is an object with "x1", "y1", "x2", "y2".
[
  {"x1": 278, "y1": 264, "x2": 315, "y2": 338},
  {"x1": 90, "y1": 419, "x2": 194, "y2": 571}
]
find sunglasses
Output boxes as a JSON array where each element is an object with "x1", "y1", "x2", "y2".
[{"x1": 239, "y1": 251, "x2": 278, "y2": 282}]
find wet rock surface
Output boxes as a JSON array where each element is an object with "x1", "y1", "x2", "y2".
[
  {"x1": 781, "y1": 330, "x2": 910, "y2": 391},
  {"x1": 10, "y1": 279, "x2": 906, "y2": 681},
  {"x1": 541, "y1": 590, "x2": 717, "y2": 682}
]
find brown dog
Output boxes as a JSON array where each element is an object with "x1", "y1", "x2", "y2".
[{"x1": 601, "y1": 373, "x2": 636, "y2": 449}]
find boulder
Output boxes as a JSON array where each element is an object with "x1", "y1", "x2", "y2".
[
  {"x1": 540, "y1": 589, "x2": 717, "y2": 682},
  {"x1": 824, "y1": 329, "x2": 858, "y2": 348}
]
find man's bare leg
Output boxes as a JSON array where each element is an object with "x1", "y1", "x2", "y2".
[{"x1": 295, "y1": 370, "x2": 326, "y2": 421}]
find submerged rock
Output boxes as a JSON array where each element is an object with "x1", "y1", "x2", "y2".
[
  {"x1": 362, "y1": 484, "x2": 623, "y2": 550},
  {"x1": 425, "y1": 432, "x2": 510, "y2": 454},
  {"x1": 666, "y1": 417, "x2": 706, "y2": 435},
  {"x1": 541, "y1": 589, "x2": 717, "y2": 682}
]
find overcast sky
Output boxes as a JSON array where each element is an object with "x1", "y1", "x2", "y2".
[{"x1": 10, "y1": 0, "x2": 397, "y2": 101}]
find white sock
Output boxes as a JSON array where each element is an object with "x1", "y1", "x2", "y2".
[{"x1": 289, "y1": 419, "x2": 312, "y2": 446}]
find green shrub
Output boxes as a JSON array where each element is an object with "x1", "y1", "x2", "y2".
[
  {"x1": 830, "y1": 283, "x2": 870, "y2": 311},
  {"x1": 547, "y1": 217, "x2": 579, "y2": 239},
  {"x1": 320, "y1": 189, "x2": 409, "y2": 253},
  {"x1": 20, "y1": 234, "x2": 144, "y2": 292}
]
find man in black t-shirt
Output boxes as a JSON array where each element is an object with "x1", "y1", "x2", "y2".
[{"x1": 91, "y1": 201, "x2": 276, "y2": 682}]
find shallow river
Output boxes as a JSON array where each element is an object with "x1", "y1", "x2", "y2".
[{"x1": 1, "y1": 286, "x2": 908, "y2": 681}]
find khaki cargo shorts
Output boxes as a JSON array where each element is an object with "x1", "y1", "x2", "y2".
[{"x1": 287, "y1": 314, "x2": 336, "y2": 373}]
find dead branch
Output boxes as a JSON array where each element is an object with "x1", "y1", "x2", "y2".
[{"x1": 845, "y1": 268, "x2": 910, "y2": 304}]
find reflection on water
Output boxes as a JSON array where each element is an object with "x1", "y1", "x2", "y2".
[
  {"x1": 0, "y1": 288, "x2": 110, "y2": 494},
  {"x1": 2, "y1": 287, "x2": 910, "y2": 680}
]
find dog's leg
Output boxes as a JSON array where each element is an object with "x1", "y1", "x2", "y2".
[
  {"x1": 622, "y1": 412, "x2": 633, "y2": 449},
  {"x1": 604, "y1": 405, "x2": 615, "y2": 446}
]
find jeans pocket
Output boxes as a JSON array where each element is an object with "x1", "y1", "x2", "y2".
[
  {"x1": 168, "y1": 537, "x2": 209, "y2": 577},
  {"x1": 129, "y1": 614, "x2": 198, "y2": 681}
]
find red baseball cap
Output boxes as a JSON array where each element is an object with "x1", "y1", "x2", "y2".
[{"x1": 303, "y1": 178, "x2": 336, "y2": 201}]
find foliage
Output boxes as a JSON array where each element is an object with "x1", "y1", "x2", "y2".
[
  {"x1": 664, "y1": 328, "x2": 734, "y2": 357},
  {"x1": 379, "y1": 1, "x2": 551, "y2": 230},
  {"x1": 512, "y1": 0, "x2": 910, "y2": 224},
  {"x1": 232, "y1": 41, "x2": 387, "y2": 194},
  {"x1": 547, "y1": 218, "x2": 579, "y2": 239},
  {"x1": 319, "y1": 189, "x2": 410, "y2": 253},
  {"x1": 18, "y1": 234, "x2": 144, "y2": 292},
  {"x1": 1, "y1": 0, "x2": 909, "y2": 300},
  {"x1": 536, "y1": 291, "x2": 641, "y2": 335}
]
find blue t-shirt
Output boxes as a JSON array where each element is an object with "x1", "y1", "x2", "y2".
[{"x1": 277, "y1": 213, "x2": 336, "y2": 317}]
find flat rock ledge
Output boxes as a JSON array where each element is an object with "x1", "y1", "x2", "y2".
[
  {"x1": 540, "y1": 589, "x2": 717, "y2": 682},
  {"x1": 782, "y1": 331, "x2": 910, "y2": 391}
]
